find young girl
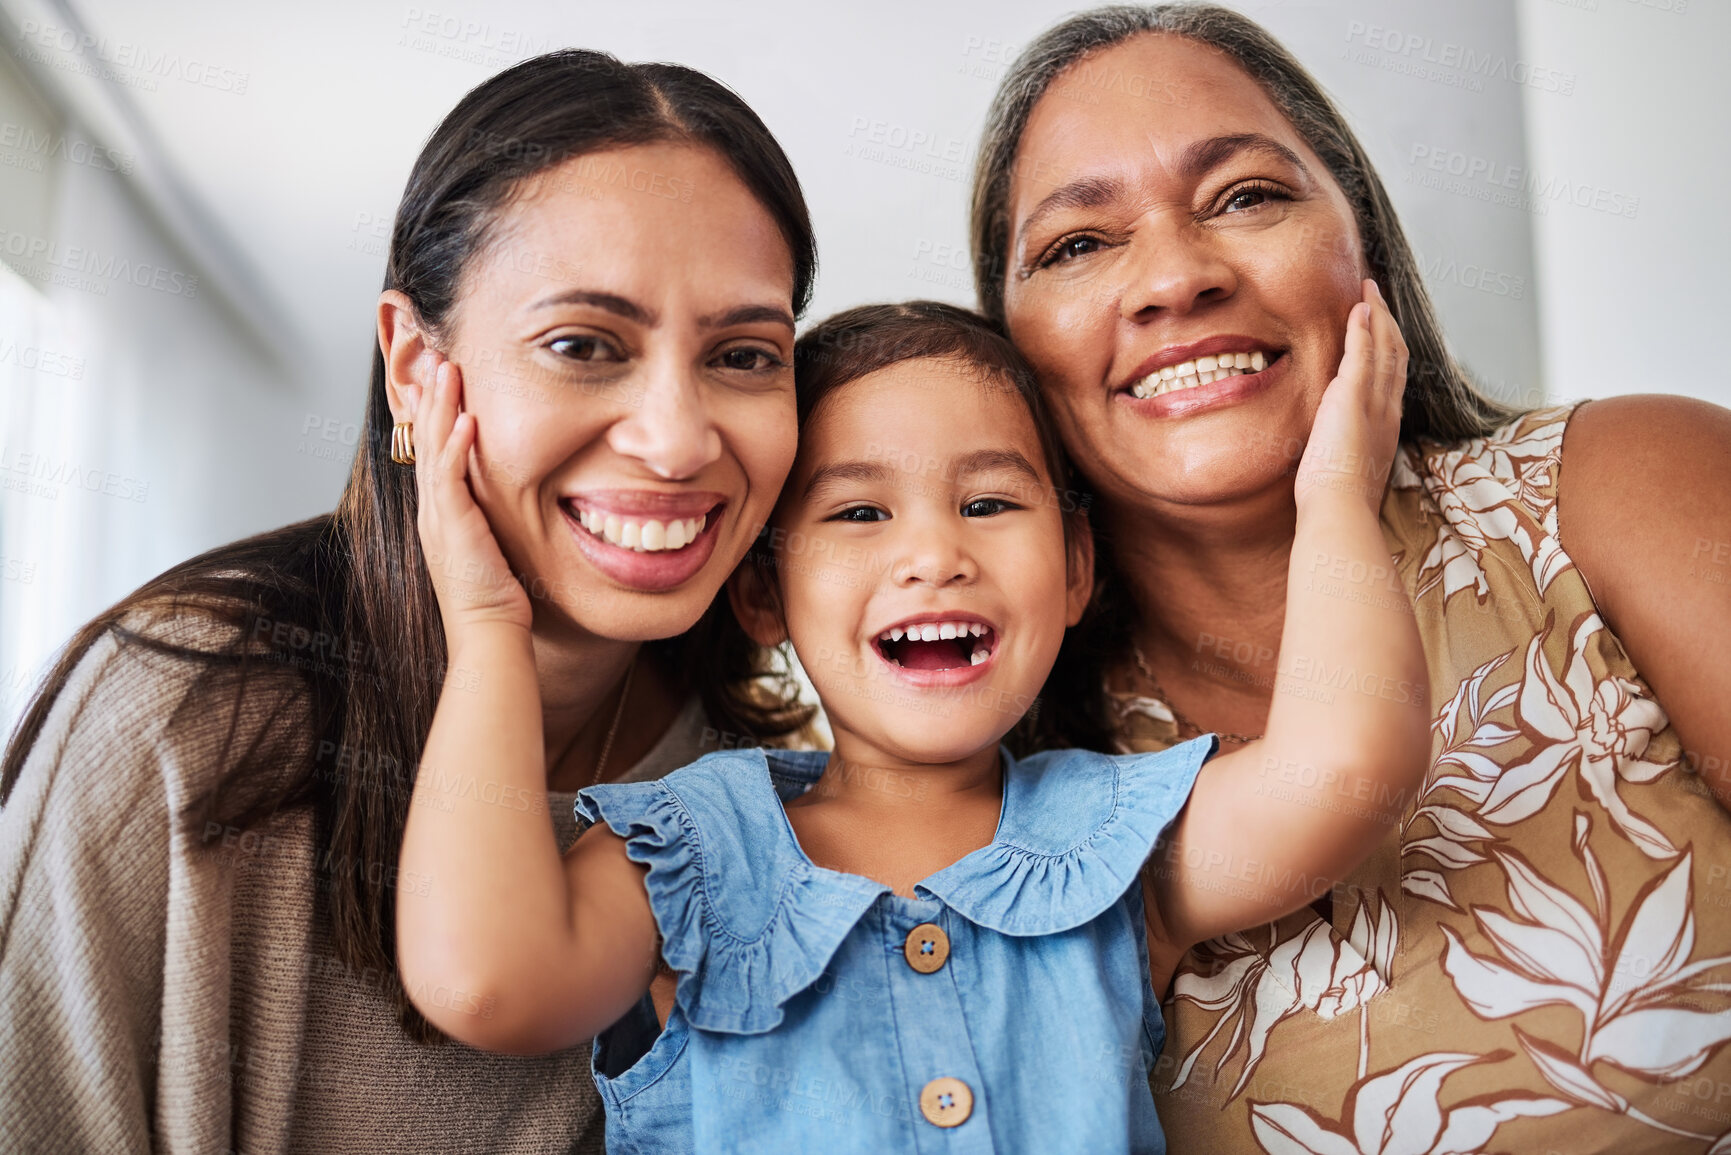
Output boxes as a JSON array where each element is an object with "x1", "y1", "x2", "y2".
[{"x1": 397, "y1": 291, "x2": 1427, "y2": 1152}]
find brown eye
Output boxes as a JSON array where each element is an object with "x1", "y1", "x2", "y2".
[
  {"x1": 550, "y1": 335, "x2": 619, "y2": 362},
  {"x1": 715, "y1": 347, "x2": 781, "y2": 372},
  {"x1": 1220, "y1": 181, "x2": 1289, "y2": 215},
  {"x1": 1043, "y1": 235, "x2": 1103, "y2": 267}
]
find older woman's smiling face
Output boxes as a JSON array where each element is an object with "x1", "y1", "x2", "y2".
[{"x1": 1001, "y1": 33, "x2": 1368, "y2": 512}]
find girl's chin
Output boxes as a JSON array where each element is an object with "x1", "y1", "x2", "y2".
[{"x1": 850, "y1": 722, "x2": 1016, "y2": 766}]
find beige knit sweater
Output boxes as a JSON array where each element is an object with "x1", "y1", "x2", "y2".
[{"x1": 0, "y1": 614, "x2": 712, "y2": 1153}]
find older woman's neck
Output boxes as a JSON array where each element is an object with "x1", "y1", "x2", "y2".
[{"x1": 1102, "y1": 488, "x2": 1296, "y2": 716}]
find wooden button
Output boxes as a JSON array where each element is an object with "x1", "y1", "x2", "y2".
[
  {"x1": 919, "y1": 1076, "x2": 973, "y2": 1127},
  {"x1": 903, "y1": 923, "x2": 950, "y2": 973}
]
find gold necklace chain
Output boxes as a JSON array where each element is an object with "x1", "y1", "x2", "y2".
[
  {"x1": 581, "y1": 654, "x2": 637, "y2": 790},
  {"x1": 1130, "y1": 641, "x2": 1262, "y2": 745}
]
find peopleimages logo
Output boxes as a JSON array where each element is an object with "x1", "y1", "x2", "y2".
[
  {"x1": 0, "y1": 122, "x2": 132, "y2": 175},
  {"x1": 1343, "y1": 21, "x2": 1577, "y2": 95},
  {"x1": 0, "y1": 338, "x2": 85, "y2": 379},
  {"x1": 0, "y1": 228, "x2": 200, "y2": 297},
  {"x1": 1406, "y1": 145, "x2": 1641, "y2": 220},
  {"x1": 0, "y1": 444, "x2": 149, "y2": 503},
  {"x1": 15, "y1": 19, "x2": 250, "y2": 94}
]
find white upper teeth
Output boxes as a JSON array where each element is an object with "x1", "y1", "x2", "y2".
[
  {"x1": 875, "y1": 619, "x2": 995, "y2": 669},
  {"x1": 575, "y1": 509, "x2": 707, "y2": 552},
  {"x1": 877, "y1": 620, "x2": 989, "y2": 643},
  {"x1": 1131, "y1": 350, "x2": 1268, "y2": 399}
]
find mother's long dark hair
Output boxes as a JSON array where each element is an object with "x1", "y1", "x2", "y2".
[{"x1": 1, "y1": 49, "x2": 816, "y2": 1041}]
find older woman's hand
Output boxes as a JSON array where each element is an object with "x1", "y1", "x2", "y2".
[{"x1": 1294, "y1": 279, "x2": 1409, "y2": 519}]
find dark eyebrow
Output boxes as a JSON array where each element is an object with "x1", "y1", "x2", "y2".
[
  {"x1": 698, "y1": 304, "x2": 796, "y2": 332},
  {"x1": 1018, "y1": 175, "x2": 1126, "y2": 244},
  {"x1": 525, "y1": 291, "x2": 793, "y2": 334},
  {"x1": 801, "y1": 448, "x2": 1043, "y2": 504},
  {"x1": 529, "y1": 289, "x2": 655, "y2": 325},
  {"x1": 952, "y1": 448, "x2": 1042, "y2": 484},
  {"x1": 802, "y1": 459, "x2": 893, "y2": 501},
  {"x1": 1179, "y1": 132, "x2": 1307, "y2": 182},
  {"x1": 1016, "y1": 132, "x2": 1310, "y2": 242}
]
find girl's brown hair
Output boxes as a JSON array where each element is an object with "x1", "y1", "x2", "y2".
[
  {"x1": 770, "y1": 300, "x2": 1115, "y2": 754},
  {"x1": 970, "y1": 2, "x2": 1525, "y2": 443},
  {"x1": 1, "y1": 49, "x2": 816, "y2": 1042}
]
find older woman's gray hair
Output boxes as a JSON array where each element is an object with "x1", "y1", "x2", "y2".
[{"x1": 969, "y1": 3, "x2": 1517, "y2": 442}]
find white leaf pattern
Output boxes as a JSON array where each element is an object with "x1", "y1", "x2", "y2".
[
  {"x1": 1154, "y1": 407, "x2": 1728, "y2": 1154},
  {"x1": 1401, "y1": 871, "x2": 1458, "y2": 911},
  {"x1": 1517, "y1": 1028, "x2": 1628, "y2": 1111},
  {"x1": 1444, "y1": 836, "x2": 1731, "y2": 1101},
  {"x1": 1441, "y1": 925, "x2": 1597, "y2": 1019},
  {"x1": 1169, "y1": 902, "x2": 1397, "y2": 1099},
  {"x1": 1249, "y1": 1051, "x2": 1571, "y2": 1155},
  {"x1": 1587, "y1": 1007, "x2": 1731, "y2": 1080}
]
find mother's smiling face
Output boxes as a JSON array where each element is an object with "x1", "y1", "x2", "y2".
[
  {"x1": 999, "y1": 32, "x2": 1368, "y2": 512},
  {"x1": 372, "y1": 52, "x2": 815, "y2": 656},
  {"x1": 427, "y1": 142, "x2": 799, "y2": 643}
]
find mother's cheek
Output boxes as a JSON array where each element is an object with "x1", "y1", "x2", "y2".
[
  {"x1": 762, "y1": 406, "x2": 799, "y2": 481},
  {"x1": 734, "y1": 406, "x2": 799, "y2": 514}
]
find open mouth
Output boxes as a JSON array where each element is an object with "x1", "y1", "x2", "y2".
[
  {"x1": 562, "y1": 502, "x2": 717, "y2": 553},
  {"x1": 872, "y1": 618, "x2": 997, "y2": 670},
  {"x1": 1127, "y1": 349, "x2": 1283, "y2": 400}
]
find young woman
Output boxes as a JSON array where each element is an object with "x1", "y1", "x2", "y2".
[
  {"x1": 0, "y1": 50, "x2": 814, "y2": 1153},
  {"x1": 973, "y1": 6, "x2": 1731, "y2": 1151}
]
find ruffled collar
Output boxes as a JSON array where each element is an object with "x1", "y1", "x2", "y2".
[
  {"x1": 588, "y1": 739, "x2": 1216, "y2": 1033},
  {"x1": 761, "y1": 735, "x2": 1216, "y2": 936}
]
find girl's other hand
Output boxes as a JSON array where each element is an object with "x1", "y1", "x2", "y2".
[
  {"x1": 412, "y1": 359, "x2": 534, "y2": 638},
  {"x1": 1295, "y1": 279, "x2": 1409, "y2": 516}
]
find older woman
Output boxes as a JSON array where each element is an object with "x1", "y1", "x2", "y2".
[
  {"x1": 974, "y1": 6, "x2": 1731, "y2": 1152},
  {"x1": 0, "y1": 51, "x2": 811, "y2": 1153}
]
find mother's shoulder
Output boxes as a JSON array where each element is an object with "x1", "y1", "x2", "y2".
[{"x1": 7, "y1": 604, "x2": 315, "y2": 814}]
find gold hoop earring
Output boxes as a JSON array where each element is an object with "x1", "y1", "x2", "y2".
[{"x1": 391, "y1": 421, "x2": 415, "y2": 465}]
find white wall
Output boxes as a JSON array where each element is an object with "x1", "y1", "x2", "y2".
[
  {"x1": 1518, "y1": 0, "x2": 1726, "y2": 405},
  {"x1": 19, "y1": 1, "x2": 1556, "y2": 416},
  {"x1": 0, "y1": 44, "x2": 309, "y2": 728},
  {"x1": 1, "y1": 0, "x2": 1726, "y2": 734}
]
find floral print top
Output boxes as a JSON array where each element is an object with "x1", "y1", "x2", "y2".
[{"x1": 1118, "y1": 404, "x2": 1731, "y2": 1154}]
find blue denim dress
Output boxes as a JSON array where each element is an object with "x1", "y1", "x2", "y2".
[{"x1": 574, "y1": 735, "x2": 1216, "y2": 1154}]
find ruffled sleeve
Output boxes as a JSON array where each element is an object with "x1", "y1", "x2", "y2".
[
  {"x1": 917, "y1": 735, "x2": 1217, "y2": 935},
  {"x1": 575, "y1": 751, "x2": 887, "y2": 1035}
]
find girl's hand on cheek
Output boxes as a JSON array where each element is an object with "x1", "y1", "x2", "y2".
[
  {"x1": 412, "y1": 359, "x2": 535, "y2": 640},
  {"x1": 1295, "y1": 279, "x2": 1408, "y2": 516}
]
